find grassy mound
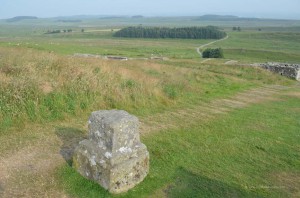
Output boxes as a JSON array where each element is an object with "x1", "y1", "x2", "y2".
[{"x1": 0, "y1": 47, "x2": 291, "y2": 130}]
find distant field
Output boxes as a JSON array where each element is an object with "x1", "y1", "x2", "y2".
[
  {"x1": 0, "y1": 16, "x2": 300, "y2": 63},
  {"x1": 1, "y1": 31, "x2": 300, "y2": 62},
  {"x1": 0, "y1": 37, "x2": 206, "y2": 59},
  {"x1": 213, "y1": 31, "x2": 300, "y2": 63}
]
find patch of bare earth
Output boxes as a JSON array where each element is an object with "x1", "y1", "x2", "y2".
[
  {"x1": 224, "y1": 60, "x2": 238, "y2": 65},
  {"x1": 284, "y1": 91, "x2": 300, "y2": 98},
  {"x1": 0, "y1": 84, "x2": 297, "y2": 197},
  {"x1": 39, "y1": 82, "x2": 53, "y2": 94},
  {"x1": 0, "y1": 140, "x2": 68, "y2": 197}
]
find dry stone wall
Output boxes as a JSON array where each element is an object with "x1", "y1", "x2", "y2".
[
  {"x1": 259, "y1": 62, "x2": 300, "y2": 81},
  {"x1": 73, "y1": 110, "x2": 149, "y2": 194}
]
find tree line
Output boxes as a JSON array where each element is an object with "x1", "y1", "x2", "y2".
[{"x1": 114, "y1": 26, "x2": 227, "y2": 39}]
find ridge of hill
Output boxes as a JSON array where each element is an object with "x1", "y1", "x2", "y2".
[{"x1": 6, "y1": 16, "x2": 38, "y2": 22}]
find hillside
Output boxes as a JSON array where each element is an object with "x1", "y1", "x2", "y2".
[
  {"x1": 6, "y1": 16, "x2": 38, "y2": 22},
  {"x1": 0, "y1": 17, "x2": 299, "y2": 197},
  {"x1": 196, "y1": 14, "x2": 280, "y2": 21},
  {"x1": 197, "y1": 14, "x2": 240, "y2": 20}
]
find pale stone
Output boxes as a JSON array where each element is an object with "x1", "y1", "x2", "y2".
[{"x1": 73, "y1": 110, "x2": 149, "y2": 194}]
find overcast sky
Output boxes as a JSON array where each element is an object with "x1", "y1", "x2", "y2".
[{"x1": 1, "y1": 0, "x2": 300, "y2": 19}]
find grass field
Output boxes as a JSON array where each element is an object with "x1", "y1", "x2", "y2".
[
  {"x1": 0, "y1": 16, "x2": 299, "y2": 197},
  {"x1": 1, "y1": 17, "x2": 300, "y2": 62},
  {"x1": 215, "y1": 31, "x2": 300, "y2": 63},
  {"x1": 1, "y1": 31, "x2": 300, "y2": 62}
]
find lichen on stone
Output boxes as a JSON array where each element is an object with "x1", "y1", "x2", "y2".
[{"x1": 73, "y1": 110, "x2": 149, "y2": 194}]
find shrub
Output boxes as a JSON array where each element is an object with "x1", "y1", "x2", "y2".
[{"x1": 202, "y1": 48, "x2": 224, "y2": 58}]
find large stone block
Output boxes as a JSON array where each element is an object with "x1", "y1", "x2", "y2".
[{"x1": 73, "y1": 110, "x2": 149, "y2": 194}]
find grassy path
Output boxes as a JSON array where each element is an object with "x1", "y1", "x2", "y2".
[
  {"x1": 196, "y1": 35, "x2": 229, "y2": 57},
  {"x1": 0, "y1": 83, "x2": 298, "y2": 197},
  {"x1": 140, "y1": 84, "x2": 290, "y2": 135}
]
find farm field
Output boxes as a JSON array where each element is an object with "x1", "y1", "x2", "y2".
[{"x1": 0, "y1": 16, "x2": 299, "y2": 197}]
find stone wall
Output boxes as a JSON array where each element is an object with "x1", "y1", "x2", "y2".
[{"x1": 259, "y1": 62, "x2": 300, "y2": 81}]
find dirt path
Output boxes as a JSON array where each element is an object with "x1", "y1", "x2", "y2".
[
  {"x1": 0, "y1": 84, "x2": 296, "y2": 197},
  {"x1": 224, "y1": 60, "x2": 238, "y2": 65},
  {"x1": 196, "y1": 35, "x2": 229, "y2": 57}
]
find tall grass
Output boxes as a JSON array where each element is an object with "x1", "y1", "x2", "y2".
[
  {"x1": 0, "y1": 48, "x2": 162, "y2": 129},
  {"x1": 0, "y1": 47, "x2": 292, "y2": 130}
]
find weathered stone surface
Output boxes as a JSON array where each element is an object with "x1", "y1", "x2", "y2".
[
  {"x1": 73, "y1": 110, "x2": 149, "y2": 194},
  {"x1": 259, "y1": 62, "x2": 300, "y2": 81}
]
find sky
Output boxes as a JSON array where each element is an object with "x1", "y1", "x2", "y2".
[{"x1": 0, "y1": 0, "x2": 300, "y2": 20}]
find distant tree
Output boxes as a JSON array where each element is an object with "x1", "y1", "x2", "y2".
[
  {"x1": 233, "y1": 26, "x2": 241, "y2": 32},
  {"x1": 67, "y1": 29, "x2": 72, "y2": 33},
  {"x1": 81, "y1": 29, "x2": 84, "y2": 33},
  {"x1": 258, "y1": 28, "x2": 262, "y2": 31},
  {"x1": 202, "y1": 48, "x2": 224, "y2": 58},
  {"x1": 202, "y1": 48, "x2": 211, "y2": 58},
  {"x1": 45, "y1": 29, "x2": 61, "y2": 34},
  {"x1": 63, "y1": 30, "x2": 67, "y2": 33}
]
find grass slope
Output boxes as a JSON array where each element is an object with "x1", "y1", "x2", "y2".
[
  {"x1": 1, "y1": 47, "x2": 291, "y2": 131},
  {"x1": 0, "y1": 17, "x2": 299, "y2": 197},
  {"x1": 0, "y1": 47, "x2": 298, "y2": 197},
  {"x1": 215, "y1": 31, "x2": 300, "y2": 63},
  {"x1": 58, "y1": 92, "x2": 300, "y2": 197}
]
